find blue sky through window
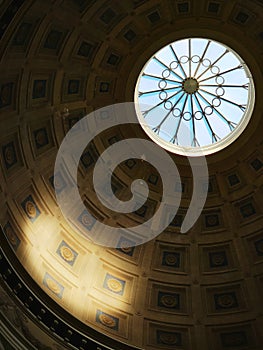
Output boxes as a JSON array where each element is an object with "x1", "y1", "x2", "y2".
[{"x1": 136, "y1": 38, "x2": 253, "y2": 153}]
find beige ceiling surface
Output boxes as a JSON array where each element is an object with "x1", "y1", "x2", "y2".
[{"x1": 0, "y1": 0, "x2": 263, "y2": 349}]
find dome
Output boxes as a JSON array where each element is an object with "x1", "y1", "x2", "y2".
[{"x1": 0, "y1": 0, "x2": 263, "y2": 349}]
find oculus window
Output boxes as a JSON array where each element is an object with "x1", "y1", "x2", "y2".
[{"x1": 135, "y1": 38, "x2": 255, "y2": 156}]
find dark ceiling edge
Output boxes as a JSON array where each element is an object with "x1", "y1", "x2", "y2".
[
  {"x1": 0, "y1": 311, "x2": 36, "y2": 350},
  {"x1": 0, "y1": 226, "x2": 141, "y2": 350},
  {"x1": 0, "y1": 0, "x2": 26, "y2": 40}
]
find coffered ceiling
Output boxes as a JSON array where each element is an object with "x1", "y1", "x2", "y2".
[{"x1": 0, "y1": 0, "x2": 263, "y2": 349}]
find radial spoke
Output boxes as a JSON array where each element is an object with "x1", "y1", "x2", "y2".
[
  {"x1": 172, "y1": 91, "x2": 186, "y2": 108},
  {"x1": 169, "y1": 45, "x2": 187, "y2": 79},
  {"x1": 152, "y1": 91, "x2": 186, "y2": 132},
  {"x1": 199, "y1": 84, "x2": 249, "y2": 89},
  {"x1": 196, "y1": 49, "x2": 229, "y2": 80},
  {"x1": 193, "y1": 40, "x2": 211, "y2": 78},
  {"x1": 199, "y1": 88, "x2": 247, "y2": 111},
  {"x1": 153, "y1": 93, "x2": 185, "y2": 132},
  {"x1": 194, "y1": 93, "x2": 220, "y2": 143},
  {"x1": 142, "y1": 73, "x2": 182, "y2": 84},
  {"x1": 153, "y1": 107, "x2": 175, "y2": 132},
  {"x1": 153, "y1": 56, "x2": 184, "y2": 81},
  {"x1": 188, "y1": 39, "x2": 192, "y2": 77},
  {"x1": 199, "y1": 65, "x2": 243, "y2": 83},
  {"x1": 153, "y1": 92, "x2": 186, "y2": 131},
  {"x1": 170, "y1": 94, "x2": 189, "y2": 143},
  {"x1": 197, "y1": 91, "x2": 238, "y2": 130},
  {"x1": 142, "y1": 89, "x2": 183, "y2": 117},
  {"x1": 139, "y1": 86, "x2": 182, "y2": 97},
  {"x1": 190, "y1": 94, "x2": 199, "y2": 146}
]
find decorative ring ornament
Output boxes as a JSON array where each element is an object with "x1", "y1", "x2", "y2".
[{"x1": 135, "y1": 37, "x2": 255, "y2": 156}]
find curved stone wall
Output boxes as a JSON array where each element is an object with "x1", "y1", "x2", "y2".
[{"x1": 0, "y1": 0, "x2": 263, "y2": 349}]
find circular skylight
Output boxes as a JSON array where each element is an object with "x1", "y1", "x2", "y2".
[{"x1": 135, "y1": 38, "x2": 255, "y2": 156}]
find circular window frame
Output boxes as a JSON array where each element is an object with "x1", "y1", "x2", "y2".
[{"x1": 134, "y1": 37, "x2": 255, "y2": 157}]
